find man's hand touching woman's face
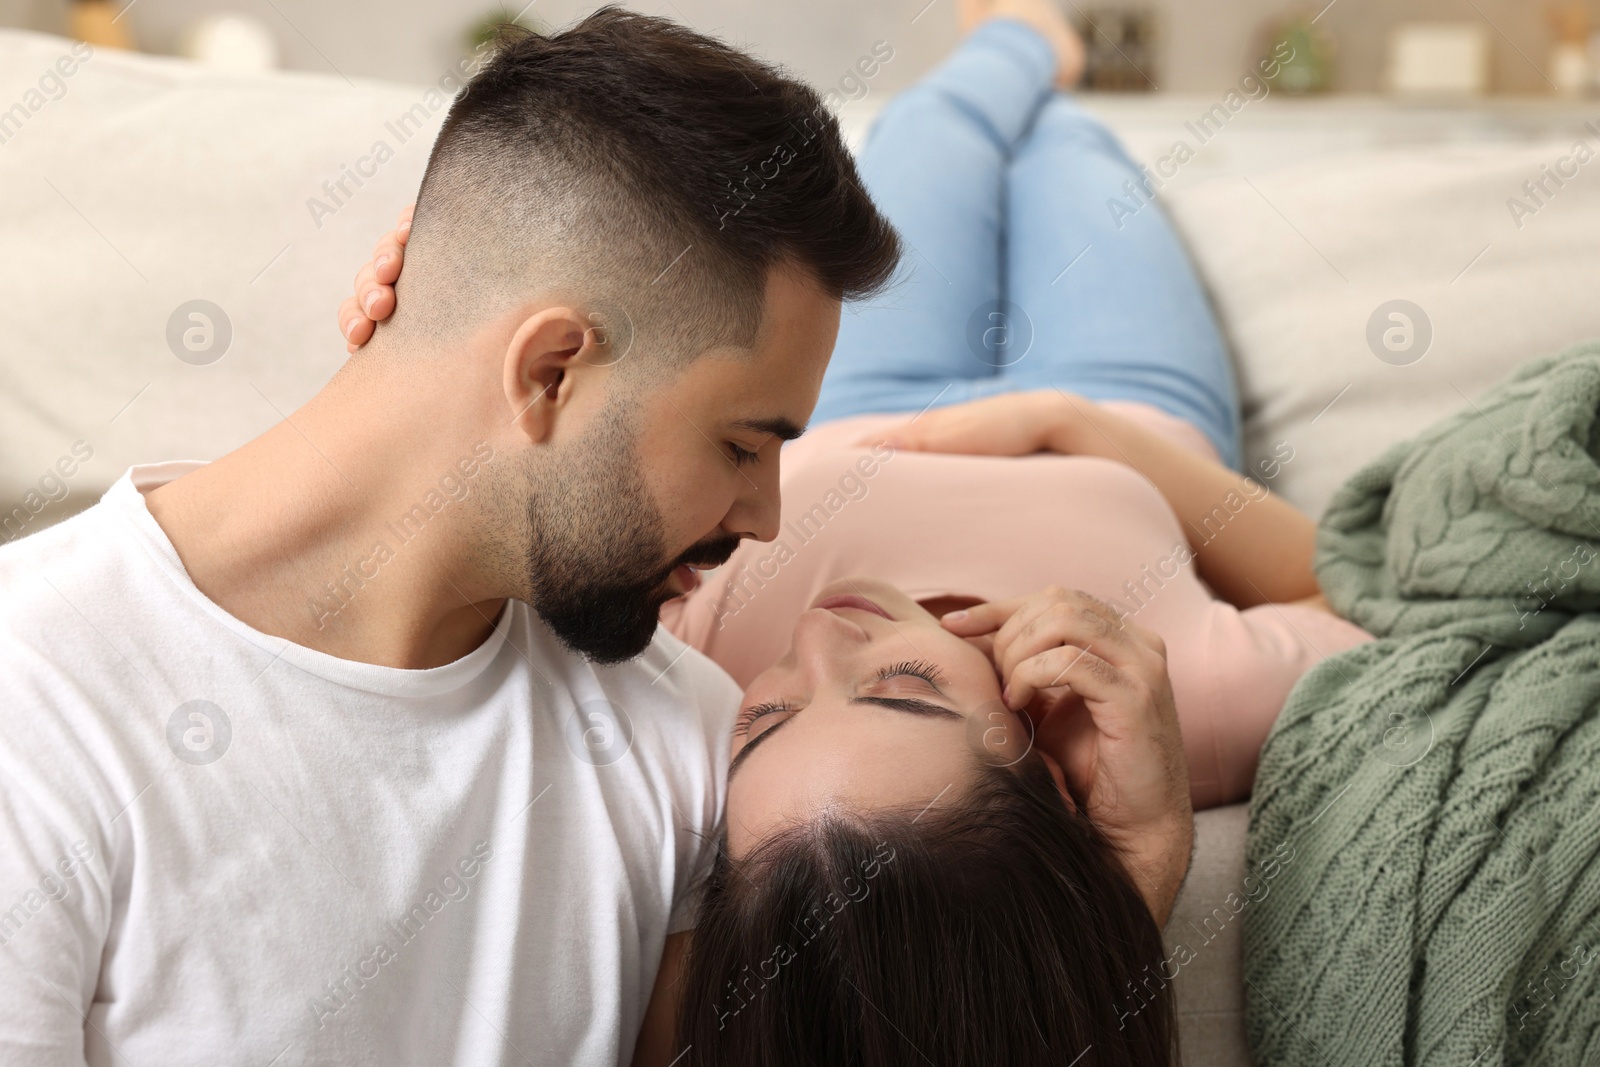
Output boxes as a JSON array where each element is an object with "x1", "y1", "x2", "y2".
[{"x1": 942, "y1": 587, "x2": 1194, "y2": 924}]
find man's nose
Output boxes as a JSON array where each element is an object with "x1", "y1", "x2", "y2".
[{"x1": 722, "y1": 460, "x2": 782, "y2": 543}]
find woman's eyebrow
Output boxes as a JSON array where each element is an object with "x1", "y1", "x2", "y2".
[
  {"x1": 727, "y1": 708, "x2": 800, "y2": 781},
  {"x1": 726, "y1": 696, "x2": 963, "y2": 783},
  {"x1": 849, "y1": 696, "x2": 963, "y2": 720}
]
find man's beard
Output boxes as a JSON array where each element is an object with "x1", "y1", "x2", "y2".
[{"x1": 525, "y1": 410, "x2": 738, "y2": 664}]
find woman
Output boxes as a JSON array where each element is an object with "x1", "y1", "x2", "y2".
[{"x1": 342, "y1": 2, "x2": 1370, "y2": 1061}]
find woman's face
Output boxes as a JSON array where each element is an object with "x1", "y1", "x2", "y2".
[{"x1": 724, "y1": 576, "x2": 1035, "y2": 856}]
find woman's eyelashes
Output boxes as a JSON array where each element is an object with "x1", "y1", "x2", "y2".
[
  {"x1": 734, "y1": 700, "x2": 792, "y2": 737},
  {"x1": 734, "y1": 661, "x2": 948, "y2": 738},
  {"x1": 874, "y1": 659, "x2": 946, "y2": 689}
]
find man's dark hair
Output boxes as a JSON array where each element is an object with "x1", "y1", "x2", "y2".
[
  {"x1": 389, "y1": 6, "x2": 901, "y2": 365},
  {"x1": 679, "y1": 755, "x2": 1179, "y2": 1066}
]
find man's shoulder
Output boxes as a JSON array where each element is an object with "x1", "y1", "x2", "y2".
[
  {"x1": 0, "y1": 501, "x2": 131, "y2": 637},
  {"x1": 562, "y1": 623, "x2": 740, "y2": 765},
  {"x1": 0, "y1": 502, "x2": 153, "y2": 826},
  {"x1": 644, "y1": 625, "x2": 740, "y2": 693},
  {"x1": 0, "y1": 498, "x2": 176, "y2": 762},
  {"x1": 636, "y1": 625, "x2": 741, "y2": 716}
]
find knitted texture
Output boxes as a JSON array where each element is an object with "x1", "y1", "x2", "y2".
[{"x1": 1244, "y1": 343, "x2": 1600, "y2": 1066}]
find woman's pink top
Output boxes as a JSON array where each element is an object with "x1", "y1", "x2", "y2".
[{"x1": 659, "y1": 403, "x2": 1372, "y2": 809}]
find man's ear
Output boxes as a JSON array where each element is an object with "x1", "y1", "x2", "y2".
[{"x1": 502, "y1": 307, "x2": 605, "y2": 443}]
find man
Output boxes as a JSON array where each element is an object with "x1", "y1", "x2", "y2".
[{"x1": 0, "y1": 9, "x2": 899, "y2": 1065}]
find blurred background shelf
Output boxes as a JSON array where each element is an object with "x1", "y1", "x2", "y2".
[
  {"x1": 4, "y1": 0, "x2": 1600, "y2": 98},
  {"x1": 837, "y1": 92, "x2": 1600, "y2": 175},
  {"x1": 1071, "y1": 92, "x2": 1600, "y2": 176}
]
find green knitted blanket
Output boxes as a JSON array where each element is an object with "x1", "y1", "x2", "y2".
[{"x1": 1244, "y1": 344, "x2": 1600, "y2": 1066}]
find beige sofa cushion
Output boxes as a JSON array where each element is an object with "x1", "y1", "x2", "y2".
[
  {"x1": 1161, "y1": 138, "x2": 1600, "y2": 518},
  {"x1": 1164, "y1": 804, "x2": 1253, "y2": 1067},
  {"x1": 0, "y1": 30, "x2": 442, "y2": 537}
]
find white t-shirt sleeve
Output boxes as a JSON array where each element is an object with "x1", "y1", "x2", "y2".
[
  {"x1": 0, "y1": 523, "x2": 119, "y2": 1067},
  {"x1": 0, "y1": 783, "x2": 110, "y2": 1067}
]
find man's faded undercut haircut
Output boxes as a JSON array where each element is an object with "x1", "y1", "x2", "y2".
[{"x1": 389, "y1": 6, "x2": 902, "y2": 369}]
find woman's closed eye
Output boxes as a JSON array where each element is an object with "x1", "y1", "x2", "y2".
[
  {"x1": 735, "y1": 700, "x2": 793, "y2": 739},
  {"x1": 735, "y1": 660, "x2": 948, "y2": 740},
  {"x1": 873, "y1": 659, "x2": 946, "y2": 690}
]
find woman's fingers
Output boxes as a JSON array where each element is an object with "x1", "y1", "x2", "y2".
[
  {"x1": 852, "y1": 392, "x2": 1061, "y2": 454},
  {"x1": 853, "y1": 419, "x2": 914, "y2": 450},
  {"x1": 340, "y1": 295, "x2": 374, "y2": 351},
  {"x1": 884, "y1": 410, "x2": 975, "y2": 451},
  {"x1": 339, "y1": 208, "x2": 414, "y2": 350},
  {"x1": 850, "y1": 406, "x2": 971, "y2": 450},
  {"x1": 351, "y1": 263, "x2": 380, "y2": 313},
  {"x1": 354, "y1": 260, "x2": 396, "y2": 321},
  {"x1": 371, "y1": 231, "x2": 406, "y2": 286},
  {"x1": 854, "y1": 414, "x2": 1023, "y2": 455}
]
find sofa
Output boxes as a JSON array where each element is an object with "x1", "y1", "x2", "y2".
[{"x1": 5, "y1": 29, "x2": 1600, "y2": 1066}]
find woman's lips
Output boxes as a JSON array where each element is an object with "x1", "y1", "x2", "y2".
[{"x1": 812, "y1": 593, "x2": 891, "y2": 619}]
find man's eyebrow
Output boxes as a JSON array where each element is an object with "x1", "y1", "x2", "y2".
[
  {"x1": 733, "y1": 416, "x2": 806, "y2": 443},
  {"x1": 725, "y1": 696, "x2": 963, "y2": 783}
]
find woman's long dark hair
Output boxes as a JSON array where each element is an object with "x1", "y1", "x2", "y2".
[{"x1": 678, "y1": 754, "x2": 1177, "y2": 1066}]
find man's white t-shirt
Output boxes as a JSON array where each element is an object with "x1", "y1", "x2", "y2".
[{"x1": 0, "y1": 463, "x2": 740, "y2": 1066}]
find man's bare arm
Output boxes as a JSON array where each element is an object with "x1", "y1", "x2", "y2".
[{"x1": 631, "y1": 931, "x2": 690, "y2": 1067}]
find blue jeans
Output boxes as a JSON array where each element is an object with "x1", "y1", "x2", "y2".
[{"x1": 812, "y1": 19, "x2": 1241, "y2": 469}]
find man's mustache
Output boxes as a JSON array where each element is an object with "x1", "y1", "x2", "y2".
[{"x1": 671, "y1": 535, "x2": 741, "y2": 573}]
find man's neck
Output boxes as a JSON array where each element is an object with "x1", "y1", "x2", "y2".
[{"x1": 143, "y1": 367, "x2": 510, "y2": 670}]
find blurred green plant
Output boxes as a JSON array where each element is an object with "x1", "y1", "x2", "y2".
[
  {"x1": 465, "y1": 7, "x2": 546, "y2": 51},
  {"x1": 1262, "y1": 12, "x2": 1335, "y2": 94}
]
